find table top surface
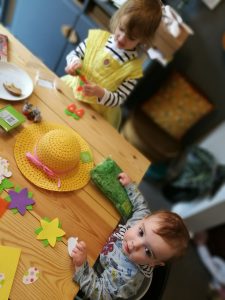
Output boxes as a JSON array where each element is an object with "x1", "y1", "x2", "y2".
[{"x1": 0, "y1": 24, "x2": 150, "y2": 300}]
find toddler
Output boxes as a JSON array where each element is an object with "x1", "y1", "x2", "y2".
[
  {"x1": 71, "y1": 172, "x2": 190, "y2": 299},
  {"x1": 62, "y1": 0, "x2": 162, "y2": 129}
]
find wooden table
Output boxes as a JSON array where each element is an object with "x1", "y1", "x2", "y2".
[{"x1": 0, "y1": 25, "x2": 150, "y2": 300}]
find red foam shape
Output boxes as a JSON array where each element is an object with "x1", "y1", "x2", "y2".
[{"x1": 75, "y1": 108, "x2": 85, "y2": 117}]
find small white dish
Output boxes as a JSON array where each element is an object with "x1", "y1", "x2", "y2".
[{"x1": 0, "y1": 62, "x2": 33, "y2": 101}]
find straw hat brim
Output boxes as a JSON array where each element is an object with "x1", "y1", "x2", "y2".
[{"x1": 14, "y1": 122, "x2": 94, "y2": 191}]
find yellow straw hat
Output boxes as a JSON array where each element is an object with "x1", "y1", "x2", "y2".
[{"x1": 14, "y1": 122, "x2": 94, "y2": 191}]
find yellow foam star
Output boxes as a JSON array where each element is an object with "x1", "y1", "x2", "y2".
[{"x1": 36, "y1": 218, "x2": 65, "y2": 247}]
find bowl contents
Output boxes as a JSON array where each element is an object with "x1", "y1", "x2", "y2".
[{"x1": 3, "y1": 82, "x2": 22, "y2": 96}]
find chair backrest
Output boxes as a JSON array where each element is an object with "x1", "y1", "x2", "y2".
[
  {"x1": 127, "y1": 264, "x2": 170, "y2": 300},
  {"x1": 127, "y1": 276, "x2": 152, "y2": 300},
  {"x1": 142, "y1": 265, "x2": 170, "y2": 300}
]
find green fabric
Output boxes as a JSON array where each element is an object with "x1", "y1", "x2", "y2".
[
  {"x1": 163, "y1": 146, "x2": 223, "y2": 203},
  {"x1": 90, "y1": 158, "x2": 133, "y2": 219}
]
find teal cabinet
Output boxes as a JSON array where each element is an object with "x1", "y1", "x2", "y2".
[
  {"x1": 56, "y1": 13, "x2": 98, "y2": 76},
  {"x1": 0, "y1": 0, "x2": 8, "y2": 23},
  {"x1": 5, "y1": 0, "x2": 114, "y2": 76},
  {"x1": 8, "y1": 0, "x2": 81, "y2": 72}
]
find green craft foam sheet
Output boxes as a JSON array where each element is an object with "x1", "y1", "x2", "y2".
[{"x1": 90, "y1": 158, "x2": 133, "y2": 221}]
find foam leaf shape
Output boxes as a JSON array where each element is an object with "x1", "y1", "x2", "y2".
[
  {"x1": 0, "y1": 178, "x2": 14, "y2": 193},
  {"x1": 36, "y1": 218, "x2": 65, "y2": 247}
]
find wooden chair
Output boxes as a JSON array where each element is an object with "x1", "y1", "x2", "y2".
[
  {"x1": 121, "y1": 71, "x2": 214, "y2": 163},
  {"x1": 128, "y1": 264, "x2": 170, "y2": 300},
  {"x1": 121, "y1": 108, "x2": 181, "y2": 162}
]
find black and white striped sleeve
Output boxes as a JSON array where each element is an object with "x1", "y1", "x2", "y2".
[
  {"x1": 66, "y1": 39, "x2": 87, "y2": 65},
  {"x1": 97, "y1": 78, "x2": 138, "y2": 107}
]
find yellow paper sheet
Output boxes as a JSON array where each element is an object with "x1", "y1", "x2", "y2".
[{"x1": 0, "y1": 245, "x2": 21, "y2": 300}]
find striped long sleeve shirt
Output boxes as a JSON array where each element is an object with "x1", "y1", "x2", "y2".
[{"x1": 66, "y1": 35, "x2": 141, "y2": 107}]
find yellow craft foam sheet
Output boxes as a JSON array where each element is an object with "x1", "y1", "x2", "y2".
[{"x1": 0, "y1": 245, "x2": 21, "y2": 300}]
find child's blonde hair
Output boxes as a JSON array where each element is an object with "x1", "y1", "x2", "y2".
[
  {"x1": 110, "y1": 0, "x2": 162, "y2": 47},
  {"x1": 148, "y1": 210, "x2": 190, "y2": 259}
]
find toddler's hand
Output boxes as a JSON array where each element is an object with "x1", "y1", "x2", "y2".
[
  {"x1": 65, "y1": 61, "x2": 82, "y2": 75},
  {"x1": 83, "y1": 83, "x2": 105, "y2": 99},
  {"x1": 118, "y1": 172, "x2": 131, "y2": 186},
  {"x1": 72, "y1": 241, "x2": 87, "y2": 268}
]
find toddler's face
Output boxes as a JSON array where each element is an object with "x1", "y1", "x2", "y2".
[
  {"x1": 114, "y1": 16, "x2": 141, "y2": 50},
  {"x1": 122, "y1": 215, "x2": 175, "y2": 267}
]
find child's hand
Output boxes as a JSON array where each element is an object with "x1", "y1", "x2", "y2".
[
  {"x1": 65, "y1": 61, "x2": 82, "y2": 75},
  {"x1": 118, "y1": 172, "x2": 131, "y2": 186},
  {"x1": 83, "y1": 83, "x2": 105, "y2": 99},
  {"x1": 71, "y1": 241, "x2": 87, "y2": 268}
]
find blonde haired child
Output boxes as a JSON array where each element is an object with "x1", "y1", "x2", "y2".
[
  {"x1": 70, "y1": 172, "x2": 190, "y2": 299},
  {"x1": 63, "y1": 0, "x2": 162, "y2": 129}
]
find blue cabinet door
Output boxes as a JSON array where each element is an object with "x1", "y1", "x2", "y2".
[
  {"x1": 9, "y1": 0, "x2": 81, "y2": 71},
  {"x1": 0, "y1": 0, "x2": 9, "y2": 23},
  {"x1": 56, "y1": 14, "x2": 99, "y2": 76}
]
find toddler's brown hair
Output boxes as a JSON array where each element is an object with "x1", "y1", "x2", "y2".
[
  {"x1": 148, "y1": 210, "x2": 190, "y2": 259},
  {"x1": 110, "y1": 0, "x2": 162, "y2": 47}
]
